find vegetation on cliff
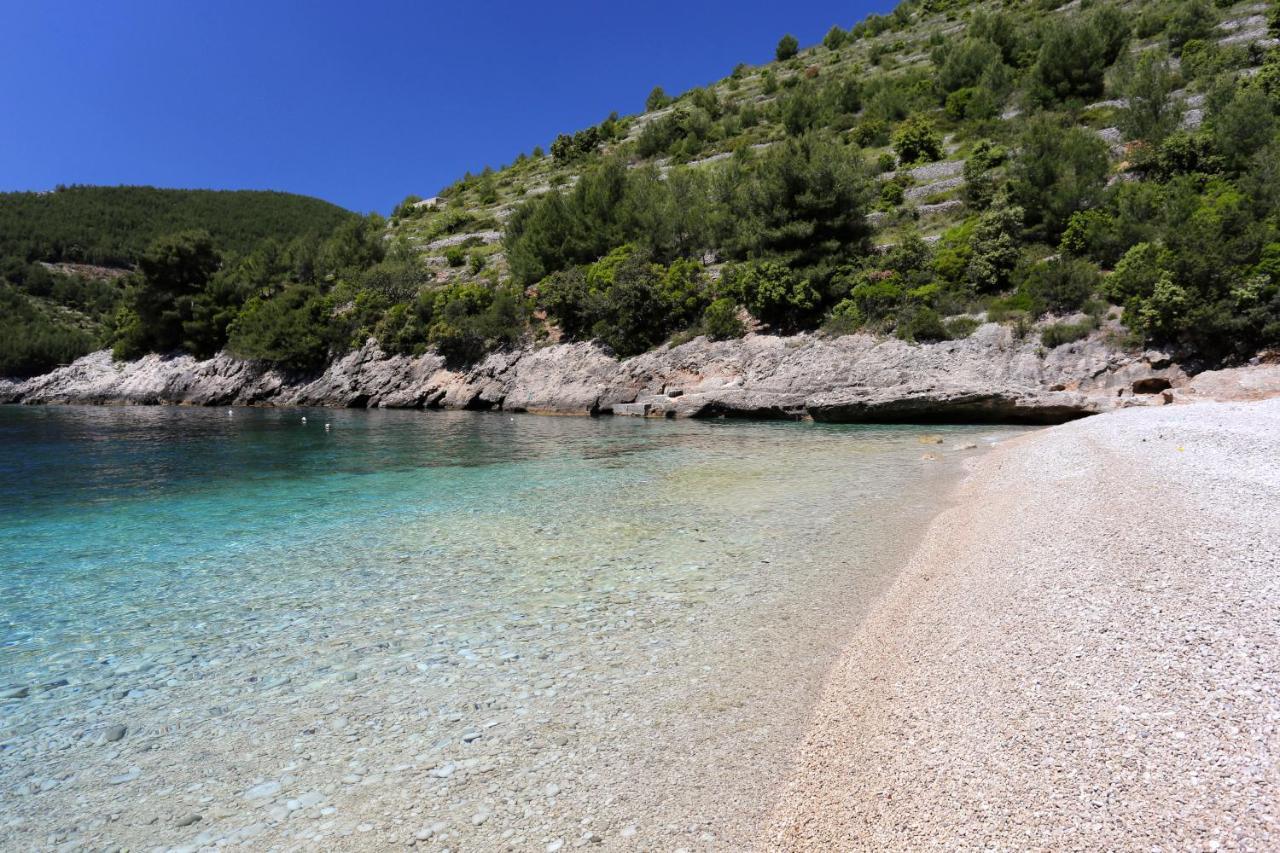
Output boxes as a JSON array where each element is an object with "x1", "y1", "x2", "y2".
[{"x1": 3, "y1": 0, "x2": 1279, "y2": 378}]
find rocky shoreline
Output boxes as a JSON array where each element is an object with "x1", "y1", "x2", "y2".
[{"x1": 2, "y1": 323, "x2": 1233, "y2": 423}]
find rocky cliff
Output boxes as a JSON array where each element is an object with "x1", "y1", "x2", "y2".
[{"x1": 0, "y1": 324, "x2": 1198, "y2": 423}]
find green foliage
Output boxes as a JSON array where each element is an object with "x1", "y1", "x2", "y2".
[
  {"x1": 422, "y1": 282, "x2": 529, "y2": 365},
  {"x1": 1104, "y1": 242, "x2": 1170, "y2": 303},
  {"x1": 646, "y1": 86, "x2": 672, "y2": 112},
  {"x1": 966, "y1": 195, "x2": 1024, "y2": 292},
  {"x1": 551, "y1": 126, "x2": 603, "y2": 163},
  {"x1": 840, "y1": 271, "x2": 905, "y2": 324},
  {"x1": 824, "y1": 26, "x2": 849, "y2": 50},
  {"x1": 701, "y1": 297, "x2": 745, "y2": 340},
  {"x1": 721, "y1": 134, "x2": 875, "y2": 271},
  {"x1": 1031, "y1": 7, "x2": 1130, "y2": 104},
  {"x1": 851, "y1": 119, "x2": 889, "y2": 147},
  {"x1": 0, "y1": 186, "x2": 354, "y2": 269},
  {"x1": 962, "y1": 140, "x2": 1007, "y2": 210},
  {"x1": 895, "y1": 304, "x2": 951, "y2": 342},
  {"x1": 1211, "y1": 85, "x2": 1279, "y2": 170},
  {"x1": 226, "y1": 285, "x2": 331, "y2": 371},
  {"x1": 1011, "y1": 116, "x2": 1110, "y2": 241},
  {"x1": 724, "y1": 259, "x2": 818, "y2": 331},
  {"x1": 1040, "y1": 316, "x2": 1098, "y2": 347},
  {"x1": 891, "y1": 116, "x2": 943, "y2": 165},
  {"x1": 944, "y1": 315, "x2": 982, "y2": 339},
  {"x1": 113, "y1": 230, "x2": 221, "y2": 358},
  {"x1": 0, "y1": 284, "x2": 95, "y2": 377},
  {"x1": 1022, "y1": 257, "x2": 1100, "y2": 315},
  {"x1": 1166, "y1": 0, "x2": 1217, "y2": 53},
  {"x1": 539, "y1": 247, "x2": 707, "y2": 355},
  {"x1": 782, "y1": 85, "x2": 823, "y2": 135},
  {"x1": 936, "y1": 37, "x2": 1004, "y2": 93},
  {"x1": 776, "y1": 34, "x2": 800, "y2": 61},
  {"x1": 1116, "y1": 51, "x2": 1182, "y2": 145}
]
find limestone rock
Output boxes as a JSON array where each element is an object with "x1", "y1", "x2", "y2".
[{"x1": 0, "y1": 324, "x2": 1250, "y2": 424}]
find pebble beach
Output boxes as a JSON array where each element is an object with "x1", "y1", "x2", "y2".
[{"x1": 770, "y1": 398, "x2": 1280, "y2": 850}]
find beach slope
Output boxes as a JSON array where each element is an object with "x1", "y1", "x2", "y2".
[{"x1": 769, "y1": 399, "x2": 1280, "y2": 851}]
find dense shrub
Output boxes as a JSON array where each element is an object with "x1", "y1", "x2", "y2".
[
  {"x1": 1011, "y1": 116, "x2": 1110, "y2": 241},
  {"x1": 1040, "y1": 316, "x2": 1098, "y2": 347},
  {"x1": 1117, "y1": 51, "x2": 1182, "y2": 144},
  {"x1": 895, "y1": 304, "x2": 950, "y2": 342},
  {"x1": 1031, "y1": 8, "x2": 1130, "y2": 104},
  {"x1": 1166, "y1": 0, "x2": 1217, "y2": 53},
  {"x1": 936, "y1": 37, "x2": 1004, "y2": 93},
  {"x1": 723, "y1": 259, "x2": 819, "y2": 331},
  {"x1": 226, "y1": 285, "x2": 331, "y2": 371},
  {"x1": 0, "y1": 285, "x2": 95, "y2": 377},
  {"x1": 701, "y1": 297, "x2": 745, "y2": 340},
  {"x1": 892, "y1": 116, "x2": 943, "y2": 165},
  {"x1": 966, "y1": 195, "x2": 1025, "y2": 292},
  {"x1": 776, "y1": 34, "x2": 800, "y2": 61},
  {"x1": 645, "y1": 86, "x2": 672, "y2": 112},
  {"x1": 423, "y1": 282, "x2": 529, "y2": 365},
  {"x1": 1023, "y1": 257, "x2": 1100, "y2": 315}
]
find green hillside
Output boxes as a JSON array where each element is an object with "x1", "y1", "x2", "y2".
[
  {"x1": 0, "y1": 186, "x2": 355, "y2": 268},
  {"x1": 5, "y1": 0, "x2": 1280, "y2": 380}
]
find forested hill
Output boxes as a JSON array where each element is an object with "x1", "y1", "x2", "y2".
[{"x1": 0, "y1": 186, "x2": 355, "y2": 269}]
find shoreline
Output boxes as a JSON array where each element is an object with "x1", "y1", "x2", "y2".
[
  {"x1": 0, "y1": 326, "x2": 1206, "y2": 424},
  {"x1": 766, "y1": 398, "x2": 1280, "y2": 850}
]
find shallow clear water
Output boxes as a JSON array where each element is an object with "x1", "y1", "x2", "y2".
[{"x1": 0, "y1": 406, "x2": 1018, "y2": 850}]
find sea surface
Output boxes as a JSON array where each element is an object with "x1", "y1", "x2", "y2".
[{"x1": 0, "y1": 405, "x2": 1020, "y2": 851}]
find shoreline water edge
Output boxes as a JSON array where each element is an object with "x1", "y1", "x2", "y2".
[{"x1": 9, "y1": 327, "x2": 1277, "y2": 424}]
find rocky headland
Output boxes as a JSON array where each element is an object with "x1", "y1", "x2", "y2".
[{"x1": 6, "y1": 323, "x2": 1265, "y2": 423}]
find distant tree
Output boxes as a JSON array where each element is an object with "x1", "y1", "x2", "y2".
[
  {"x1": 117, "y1": 230, "x2": 220, "y2": 357},
  {"x1": 937, "y1": 37, "x2": 1004, "y2": 93},
  {"x1": 1011, "y1": 116, "x2": 1110, "y2": 241},
  {"x1": 966, "y1": 192, "x2": 1024, "y2": 292},
  {"x1": 1116, "y1": 51, "x2": 1182, "y2": 144},
  {"x1": 781, "y1": 86, "x2": 822, "y2": 135},
  {"x1": 1167, "y1": 0, "x2": 1217, "y2": 53},
  {"x1": 646, "y1": 86, "x2": 672, "y2": 112},
  {"x1": 1032, "y1": 20, "x2": 1107, "y2": 103},
  {"x1": 776, "y1": 34, "x2": 800, "y2": 61},
  {"x1": 823, "y1": 26, "x2": 849, "y2": 50}
]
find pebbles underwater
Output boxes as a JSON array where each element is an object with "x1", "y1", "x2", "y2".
[{"x1": 0, "y1": 407, "x2": 1018, "y2": 850}]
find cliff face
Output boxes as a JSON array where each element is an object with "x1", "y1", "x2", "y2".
[{"x1": 0, "y1": 324, "x2": 1191, "y2": 423}]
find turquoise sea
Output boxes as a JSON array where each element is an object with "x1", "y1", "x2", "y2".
[{"x1": 0, "y1": 405, "x2": 1016, "y2": 850}]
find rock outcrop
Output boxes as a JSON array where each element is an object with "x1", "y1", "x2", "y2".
[{"x1": 0, "y1": 324, "x2": 1196, "y2": 423}]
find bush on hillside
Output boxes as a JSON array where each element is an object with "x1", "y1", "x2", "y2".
[
  {"x1": 891, "y1": 116, "x2": 943, "y2": 165},
  {"x1": 701, "y1": 297, "x2": 745, "y2": 340},
  {"x1": 776, "y1": 34, "x2": 800, "y2": 61}
]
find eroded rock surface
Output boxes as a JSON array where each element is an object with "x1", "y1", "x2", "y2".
[{"x1": 0, "y1": 324, "x2": 1198, "y2": 423}]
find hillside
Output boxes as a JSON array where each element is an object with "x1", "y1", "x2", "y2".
[
  {"x1": 4, "y1": 0, "x2": 1280, "y2": 386},
  {"x1": 0, "y1": 187, "x2": 356, "y2": 377},
  {"x1": 0, "y1": 186, "x2": 355, "y2": 269}
]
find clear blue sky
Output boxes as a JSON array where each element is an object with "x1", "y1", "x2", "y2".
[{"x1": 0, "y1": 0, "x2": 895, "y2": 214}]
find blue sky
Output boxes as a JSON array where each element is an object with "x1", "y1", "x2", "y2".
[{"x1": 0, "y1": 0, "x2": 896, "y2": 213}]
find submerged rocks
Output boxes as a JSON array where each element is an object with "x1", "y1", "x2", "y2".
[{"x1": 2, "y1": 324, "x2": 1198, "y2": 424}]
